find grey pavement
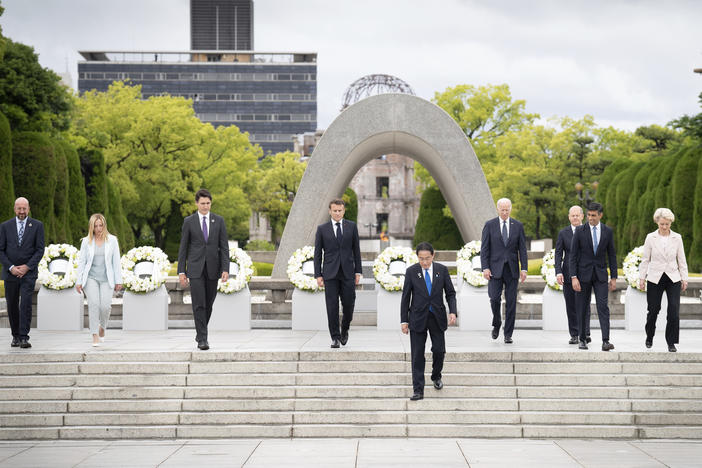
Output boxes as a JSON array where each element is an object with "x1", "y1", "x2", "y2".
[{"x1": 1, "y1": 438, "x2": 702, "y2": 467}]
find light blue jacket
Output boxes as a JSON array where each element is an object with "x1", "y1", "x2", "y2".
[{"x1": 76, "y1": 235, "x2": 122, "y2": 288}]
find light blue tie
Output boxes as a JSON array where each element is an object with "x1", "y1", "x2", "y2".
[{"x1": 592, "y1": 226, "x2": 598, "y2": 254}]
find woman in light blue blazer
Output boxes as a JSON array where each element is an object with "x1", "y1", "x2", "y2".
[{"x1": 75, "y1": 214, "x2": 122, "y2": 346}]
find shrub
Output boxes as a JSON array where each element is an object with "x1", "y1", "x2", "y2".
[
  {"x1": 0, "y1": 112, "x2": 13, "y2": 220},
  {"x1": 413, "y1": 186, "x2": 463, "y2": 250}
]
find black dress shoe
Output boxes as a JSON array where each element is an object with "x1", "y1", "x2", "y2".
[
  {"x1": 668, "y1": 344, "x2": 677, "y2": 352},
  {"x1": 330, "y1": 339, "x2": 340, "y2": 349},
  {"x1": 432, "y1": 379, "x2": 443, "y2": 390},
  {"x1": 579, "y1": 341, "x2": 588, "y2": 350},
  {"x1": 645, "y1": 338, "x2": 653, "y2": 348},
  {"x1": 10, "y1": 338, "x2": 19, "y2": 347},
  {"x1": 569, "y1": 336, "x2": 579, "y2": 345},
  {"x1": 504, "y1": 337, "x2": 513, "y2": 344},
  {"x1": 491, "y1": 326, "x2": 499, "y2": 340},
  {"x1": 602, "y1": 341, "x2": 614, "y2": 351},
  {"x1": 409, "y1": 393, "x2": 423, "y2": 401},
  {"x1": 340, "y1": 329, "x2": 348, "y2": 346},
  {"x1": 197, "y1": 341, "x2": 209, "y2": 350},
  {"x1": 19, "y1": 339, "x2": 31, "y2": 349},
  {"x1": 586, "y1": 335, "x2": 592, "y2": 344}
]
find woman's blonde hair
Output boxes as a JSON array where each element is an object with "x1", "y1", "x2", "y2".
[
  {"x1": 87, "y1": 213, "x2": 110, "y2": 243},
  {"x1": 653, "y1": 207, "x2": 675, "y2": 224}
]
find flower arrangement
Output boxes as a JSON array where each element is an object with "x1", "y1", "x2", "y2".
[
  {"x1": 37, "y1": 244, "x2": 79, "y2": 290},
  {"x1": 540, "y1": 249, "x2": 563, "y2": 291},
  {"x1": 456, "y1": 240, "x2": 488, "y2": 287},
  {"x1": 218, "y1": 247, "x2": 254, "y2": 294},
  {"x1": 120, "y1": 246, "x2": 170, "y2": 294},
  {"x1": 287, "y1": 245, "x2": 322, "y2": 292},
  {"x1": 373, "y1": 246, "x2": 418, "y2": 292},
  {"x1": 623, "y1": 246, "x2": 644, "y2": 291}
]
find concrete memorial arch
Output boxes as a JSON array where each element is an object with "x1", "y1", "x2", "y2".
[{"x1": 271, "y1": 93, "x2": 495, "y2": 278}]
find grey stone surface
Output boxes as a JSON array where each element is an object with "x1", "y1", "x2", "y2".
[{"x1": 273, "y1": 93, "x2": 495, "y2": 278}]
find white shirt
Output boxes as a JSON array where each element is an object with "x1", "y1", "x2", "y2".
[
  {"x1": 423, "y1": 264, "x2": 434, "y2": 285},
  {"x1": 330, "y1": 218, "x2": 343, "y2": 235},
  {"x1": 500, "y1": 217, "x2": 510, "y2": 238}
]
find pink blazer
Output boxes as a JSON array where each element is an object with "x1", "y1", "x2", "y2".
[{"x1": 639, "y1": 230, "x2": 688, "y2": 284}]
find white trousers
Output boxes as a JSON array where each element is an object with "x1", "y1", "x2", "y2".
[{"x1": 84, "y1": 277, "x2": 113, "y2": 334}]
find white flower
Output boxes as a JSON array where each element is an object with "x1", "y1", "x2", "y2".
[
  {"x1": 456, "y1": 240, "x2": 488, "y2": 287},
  {"x1": 38, "y1": 244, "x2": 79, "y2": 290},
  {"x1": 218, "y1": 247, "x2": 254, "y2": 293},
  {"x1": 121, "y1": 246, "x2": 171, "y2": 294},
  {"x1": 540, "y1": 249, "x2": 563, "y2": 291},
  {"x1": 373, "y1": 246, "x2": 418, "y2": 292},
  {"x1": 287, "y1": 245, "x2": 322, "y2": 292},
  {"x1": 623, "y1": 246, "x2": 645, "y2": 292}
]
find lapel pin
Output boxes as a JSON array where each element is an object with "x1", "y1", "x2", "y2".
[{"x1": 417, "y1": 272, "x2": 421, "y2": 278}]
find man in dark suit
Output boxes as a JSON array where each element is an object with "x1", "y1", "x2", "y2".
[
  {"x1": 569, "y1": 202, "x2": 617, "y2": 351},
  {"x1": 314, "y1": 199, "x2": 362, "y2": 348},
  {"x1": 401, "y1": 242, "x2": 457, "y2": 401},
  {"x1": 178, "y1": 189, "x2": 229, "y2": 350},
  {"x1": 555, "y1": 205, "x2": 587, "y2": 344},
  {"x1": 480, "y1": 198, "x2": 528, "y2": 343},
  {"x1": 0, "y1": 198, "x2": 45, "y2": 348}
]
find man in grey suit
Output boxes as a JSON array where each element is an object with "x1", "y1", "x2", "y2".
[
  {"x1": 178, "y1": 189, "x2": 229, "y2": 350},
  {"x1": 480, "y1": 198, "x2": 528, "y2": 343}
]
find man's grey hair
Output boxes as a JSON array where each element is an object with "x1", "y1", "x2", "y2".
[
  {"x1": 569, "y1": 205, "x2": 584, "y2": 215},
  {"x1": 496, "y1": 198, "x2": 512, "y2": 208}
]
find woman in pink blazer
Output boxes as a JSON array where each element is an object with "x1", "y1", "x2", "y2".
[{"x1": 638, "y1": 208, "x2": 689, "y2": 352}]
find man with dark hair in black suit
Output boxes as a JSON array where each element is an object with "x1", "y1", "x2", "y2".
[
  {"x1": 555, "y1": 205, "x2": 587, "y2": 344},
  {"x1": 570, "y1": 202, "x2": 618, "y2": 351},
  {"x1": 178, "y1": 189, "x2": 229, "y2": 350},
  {"x1": 0, "y1": 197, "x2": 45, "y2": 348},
  {"x1": 401, "y1": 242, "x2": 457, "y2": 401},
  {"x1": 480, "y1": 198, "x2": 528, "y2": 344},
  {"x1": 314, "y1": 198, "x2": 362, "y2": 348}
]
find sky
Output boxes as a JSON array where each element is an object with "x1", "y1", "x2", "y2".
[{"x1": 2, "y1": 0, "x2": 701, "y2": 131}]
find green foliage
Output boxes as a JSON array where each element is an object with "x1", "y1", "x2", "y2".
[
  {"x1": 613, "y1": 163, "x2": 643, "y2": 254},
  {"x1": 669, "y1": 92, "x2": 702, "y2": 140},
  {"x1": 79, "y1": 147, "x2": 108, "y2": 217},
  {"x1": 636, "y1": 157, "x2": 666, "y2": 240},
  {"x1": 623, "y1": 160, "x2": 654, "y2": 251},
  {"x1": 252, "y1": 262, "x2": 273, "y2": 276},
  {"x1": 59, "y1": 140, "x2": 88, "y2": 243},
  {"x1": 597, "y1": 158, "x2": 633, "y2": 216},
  {"x1": 11, "y1": 131, "x2": 56, "y2": 234},
  {"x1": 413, "y1": 186, "x2": 463, "y2": 249},
  {"x1": 634, "y1": 124, "x2": 679, "y2": 152},
  {"x1": 50, "y1": 140, "x2": 70, "y2": 243},
  {"x1": 0, "y1": 39, "x2": 72, "y2": 133},
  {"x1": 689, "y1": 158, "x2": 702, "y2": 272},
  {"x1": 107, "y1": 178, "x2": 134, "y2": 251},
  {"x1": 244, "y1": 239, "x2": 276, "y2": 251},
  {"x1": 0, "y1": 112, "x2": 13, "y2": 220},
  {"x1": 162, "y1": 202, "x2": 184, "y2": 260},
  {"x1": 343, "y1": 187, "x2": 358, "y2": 223},
  {"x1": 671, "y1": 145, "x2": 700, "y2": 255}
]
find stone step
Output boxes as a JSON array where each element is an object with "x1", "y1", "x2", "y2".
[
  {"x1": 635, "y1": 413, "x2": 702, "y2": 425},
  {"x1": 520, "y1": 425, "x2": 639, "y2": 438}
]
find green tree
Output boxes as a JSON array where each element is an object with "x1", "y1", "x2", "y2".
[
  {"x1": 58, "y1": 140, "x2": 88, "y2": 243},
  {"x1": 671, "y1": 145, "x2": 700, "y2": 255},
  {"x1": 689, "y1": 158, "x2": 702, "y2": 272},
  {"x1": 613, "y1": 163, "x2": 643, "y2": 254},
  {"x1": 79, "y1": 147, "x2": 108, "y2": 217},
  {"x1": 343, "y1": 187, "x2": 358, "y2": 223},
  {"x1": 106, "y1": 178, "x2": 134, "y2": 251},
  {"x1": 670, "y1": 92, "x2": 702, "y2": 140},
  {"x1": 414, "y1": 186, "x2": 463, "y2": 249},
  {"x1": 51, "y1": 140, "x2": 70, "y2": 243},
  {"x1": 635, "y1": 124, "x2": 679, "y2": 152},
  {"x1": 0, "y1": 111, "x2": 13, "y2": 220}
]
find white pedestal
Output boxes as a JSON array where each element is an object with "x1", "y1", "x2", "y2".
[
  {"x1": 541, "y1": 285, "x2": 569, "y2": 331},
  {"x1": 292, "y1": 289, "x2": 327, "y2": 331},
  {"x1": 37, "y1": 286, "x2": 83, "y2": 331},
  {"x1": 625, "y1": 286, "x2": 666, "y2": 332},
  {"x1": 209, "y1": 287, "x2": 251, "y2": 330},
  {"x1": 457, "y1": 281, "x2": 492, "y2": 331},
  {"x1": 376, "y1": 287, "x2": 402, "y2": 330},
  {"x1": 122, "y1": 285, "x2": 169, "y2": 331}
]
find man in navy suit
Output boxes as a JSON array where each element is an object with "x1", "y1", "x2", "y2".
[
  {"x1": 0, "y1": 198, "x2": 45, "y2": 348},
  {"x1": 314, "y1": 199, "x2": 362, "y2": 348},
  {"x1": 401, "y1": 242, "x2": 457, "y2": 401},
  {"x1": 569, "y1": 202, "x2": 617, "y2": 351},
  {"x1": 555, "y1": 205, "x2": 587, "y2": 344},
  {"x1": 480, "y1": 198, "x2": 528, "y2": 343}
]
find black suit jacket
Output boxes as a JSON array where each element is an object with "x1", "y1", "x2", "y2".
[
  {"x1": 177, "y1": 212, "x2": 229, "y2": 279},
  {"x1": 400, "y1": 262, "x2": 457, "y2": 333},
  {"x1": 480, "y1": 217, "x2": 528, "y2": 279},
  {"x1": 554, "y1": 225, "x2": 577, "y2": 278},
  {"x1": 569, "y1": 223, "x2": 617, "y2": 283},
  {"x1": 0, "y1": 217, "x2": 45, "y2": 280},
  {"x1": 313, "y1": 219, "x2": 362, "y2": 280}
]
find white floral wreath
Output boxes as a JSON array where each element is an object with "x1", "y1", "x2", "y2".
[
  {"x1": 456, "y1": 240, "x2": 488, "y2": 287},
  {"x1": 623, "y1": 246, "x2": 644, "y2": 291},
  {"x1": 38, "y1": 243, "x2": 79, "y2": 290},
  {"x1": 218, "y1": 247, "x2": 254, "y2": 294},
  {"x1": 120, "y1": 246, "x2": 170, "y2": 294},
  {"x1": 287, "y1": 245, "x2": 322, "y2": 292},
  {"x1": 373, "y1": 246, "x2": 418, "y2": 292},
  {"x1": 541, "y1": 249, "x2": 563, "y2": 291}
]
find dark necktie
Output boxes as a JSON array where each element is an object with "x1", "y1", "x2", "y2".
[
  {"x1": 335, "y1": 222, "x2": 342, "y2": 242},
  {"x1": 18, "y1": 220, "x2": 25, "y2": 245},
  {"x1": 501, "y1": 220, "x2": 508, "y2": 246},
  {"x1": 202, "y1": 216, "x2": 208, "y2": 243}
]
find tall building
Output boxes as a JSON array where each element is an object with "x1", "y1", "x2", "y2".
[{"x1": 191, "y1": 0, "x2": 254, "y2": 51}]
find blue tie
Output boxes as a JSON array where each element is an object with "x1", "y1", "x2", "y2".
[
  {"x1": 424, "y1": 269, "x2": 432, "y2": 295},
  {"x1": 592, "y1": 226, "x2": 598, "y2": 254}
]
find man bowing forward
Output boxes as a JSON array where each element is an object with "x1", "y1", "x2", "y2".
[{"x1": 401, "y1": 242, "x2": 457, "y2": 401}]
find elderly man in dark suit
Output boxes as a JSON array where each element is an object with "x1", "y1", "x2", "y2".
[
  {"x1": 314, "y1": 199, "x2": 362, "y2": 348},
  {"x1": 569, "y1": 202, "x2": 617, "y2": 351},
  {"x1": 480, "y1": 198, "x2": 528, "y2": 344},
  {"x1": 178, "y1": 189, "x2": 229, "y2": 350},
  {"x1": 555, "y1": 205, "x2": 587, "y2": 344},
  {"x1": 401, "y1": 242, "x2": 457, "y2": 401},
  {"x1": 0, "y1": 197, "x2": 45, "y2": 349}
]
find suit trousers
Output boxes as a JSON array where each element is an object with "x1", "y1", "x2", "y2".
[
  {"x1": 84, "y1": 277, "x2": 113, "y2": 334},
  {"x1": 646, "y1": 273, "x2": 680, "y2": 345},
  {"x1": 562, "y1": 280, "x2": 583, "y2": 338},
  {"x1": 323, "y1": 270, "x2": 355, "y2": 340},
  {"x1": 577, "y1": 272, "x2": 610, "y2": 342},
  {"x1": 189, "y1": 266, "x2": 219, "y2": 342},
  {"x1": 4, "y1": 274, "x2": 35, "y2": 340},
  {"x1": 488, "y1": 262, "x2": 518, "y2": 338},
  {"x1": 409, "y1": 312, "x2": 446, "y2": 394}
]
